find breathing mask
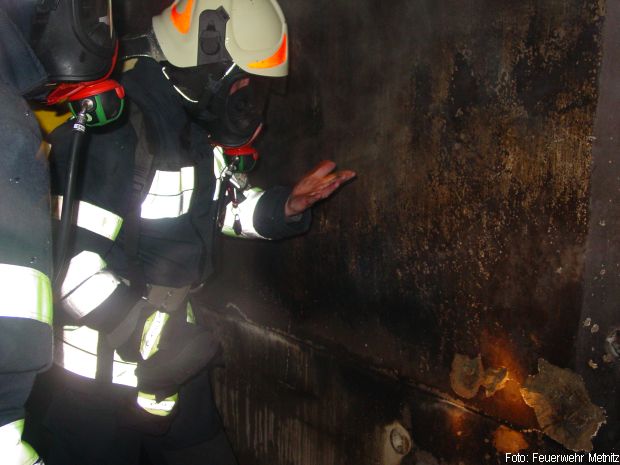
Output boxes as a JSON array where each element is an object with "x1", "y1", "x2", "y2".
[{"x1": 162, "y1": 62, "x2": 271, "y2": 148}]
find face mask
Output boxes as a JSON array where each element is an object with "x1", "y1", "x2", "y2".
[{"x1": 163, "y1": 63, "x2": 271, "y2": 148}]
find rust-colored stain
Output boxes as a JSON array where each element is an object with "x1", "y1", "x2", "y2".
[
  {"x1": 492, "y1": 425, "x2": 529, "y2": 454},
  {"x1": 520, "y1": 358, "x2": 606, "y2": 451},
  {"x1": 479, "y1": 331, "x2": 528, "y2": 383}
]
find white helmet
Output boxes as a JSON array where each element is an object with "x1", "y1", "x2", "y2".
[{"x1": 152, "y1": 0, "x2": 288, "y2": 78}]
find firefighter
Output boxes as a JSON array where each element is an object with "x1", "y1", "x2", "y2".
[
  {"x1": 0, "y1": 1, "x2": 118, "y2": 464},
  {"x1": 40, "y1": 0, "x2": 355, "y2": 463}
]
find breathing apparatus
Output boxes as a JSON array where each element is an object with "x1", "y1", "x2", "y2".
[{"x1": 49, "y1": 75, "x2": 125, "y2": 288}]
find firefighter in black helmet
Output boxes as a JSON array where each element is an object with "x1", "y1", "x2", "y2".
[{"x1": 0, "y1": 1, "x2": 117, "y2": 463}]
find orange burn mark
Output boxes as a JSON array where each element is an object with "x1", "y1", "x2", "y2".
[
  {"x1": 479, "y1": 331, "x2": 539, "y2": 425},
  {"x1": 171, "y1": 0, "x2": 195, "y2": 34},
  {"x1": 480, "y1": 331, "x2": 526, "y2": 382},
  {"x1": 248, "y1": 34, "x2": 287, "y2": 69},
  {"x1": 447, "y1": 409, "x2": 467, "y2": 438}
]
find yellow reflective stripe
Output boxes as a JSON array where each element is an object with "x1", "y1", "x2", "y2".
[
  {"x1": 53, "y1": 196, "x2": 123, "y2": 241},
  {"x1": 140, "y1": 167, "x2": 195, "y2": 219},
  {"x1": 59, "y1": 326, "x2": 138, "y2": 387},
  {"x1": 0, "y1": 419, "x2": 40, "y2": 465},
  {"x1": 0, "y1": 264, "x2": 52, "y2": 325},
  {"x1": 186, "y1": 301, "x2": 196, "y2": 324},
  {"x1": 221, "y1": 187, "x2": 267, "y2": 239},
  {"x1": 136, "y1": 391, "x2": 178, "y2": 416},
  {"x1": 140, "y1": 311, "x2": 170, "y2": 360}
]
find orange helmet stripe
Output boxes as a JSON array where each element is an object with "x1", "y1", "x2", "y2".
[
  {"x1": 248, "y1": 34, "x2": 287, "y2": 69},
  {"x1": 171, "y1": 0, "x2": 195, "y2": 34}
]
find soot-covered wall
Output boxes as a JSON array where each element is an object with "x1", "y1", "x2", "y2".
[{"x1": 176, "y1": 0, "x2": 617, "y2": 462}]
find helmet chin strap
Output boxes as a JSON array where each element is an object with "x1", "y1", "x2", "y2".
[{"x1": 191, "y1": 64, "x2": 237, "y2": 118}]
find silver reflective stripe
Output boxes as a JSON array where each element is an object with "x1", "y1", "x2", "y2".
[
  {"x1": 213, "y1": 146, "x2": 226, "y2": 177},
  {"x1": 141, "y1": 167, "x2": 195, "y2": 219},
  {"x1": 221, "y1": 187, "x2": 267, "y2": 239},
  {"x1": 213, "y1": 147, "x2": 226, "y2": 201},
  {"x1": 60, "y1": 252, "x2": 120, "y2": 319},
  {"x1": 137, "y1": 392, "x2": 178, "y2": 416},
  {"x1": 53, "y1": 196, "x2": 123, "y2": 241},
  {"x1": 0, "y1": 419, "x2": 40, "y2": 465},
  {"x1": 61, "y1": 251, "x2": 106, "y2": 296},
  {"x1": 62, "y1": 271, "x2": 120, "y2": 319},
  {"x1": 112, "y1": 350, "x2": 139, "y2": 387},
  {"x1": 60, "y1": 326, "x2": 98, "y2": 379},
  {"x1": 0, "y1": 264, "x2": 52, "y2": 325},
  {"x1": 60, "y1": 326, "x2": 138, "y2": 387}
]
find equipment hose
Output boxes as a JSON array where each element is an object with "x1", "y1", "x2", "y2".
[{"x1": 53, "y1": 100, "x2": 92, "y2": 289}]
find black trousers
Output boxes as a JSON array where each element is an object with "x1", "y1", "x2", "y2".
[
  {"x1": 28, "y1": 365, "x2": 238, "y2": 465},
  {"x1": 0, "y1": 318, "x2": 53, "y2": 430}
]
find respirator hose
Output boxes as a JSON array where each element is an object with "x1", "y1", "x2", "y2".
[{"x1": 53, "y1": 99, "x2": 93, "y2": 289}]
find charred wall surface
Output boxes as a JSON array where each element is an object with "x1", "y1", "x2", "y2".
[{"x1": 191, "y1": 0, "x2": 615, "y2": 462}]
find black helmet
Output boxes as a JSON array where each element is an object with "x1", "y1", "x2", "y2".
[
  {"x1": 1, "y1": 0, "x2": 124, "y2": 125},
  {"x1": 31, "y1": 0, "x2": 116, "y2": 83}
]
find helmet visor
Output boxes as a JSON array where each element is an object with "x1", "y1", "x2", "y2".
[{"x1": 73, "y1": 0, "x2": 114, "y2": 53}]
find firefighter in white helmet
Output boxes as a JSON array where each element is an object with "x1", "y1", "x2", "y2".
[{"x1": 37, "y1": 1, "x2": 355, "y2": 464}]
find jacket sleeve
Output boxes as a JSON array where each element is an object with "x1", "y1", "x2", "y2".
[
  {"x1": 252, "y1": 186, "x2": 312, "y2": 239},
  {"x1": 213, "y1": 147, "x2": 311, "y2": 240},
  {"x1": 49, "y1": 121, "x2": 142, "y2": 334}
]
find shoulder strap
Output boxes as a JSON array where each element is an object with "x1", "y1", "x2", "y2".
[
  {"x1": 129, "y1": 104, "x2": 155, "y2": 205},
  {"x1": 124, "y1": 104, "x2": 155, "y2": 294}
]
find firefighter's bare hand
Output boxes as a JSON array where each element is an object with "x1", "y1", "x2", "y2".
[{"x1": 285, "y1": 160, "x2": 356, "y2": 217}]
